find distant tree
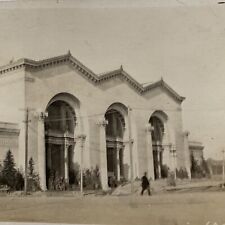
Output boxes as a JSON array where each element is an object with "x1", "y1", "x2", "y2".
[
  {"x1": 201, "y1": 156, "x2": 210, "y2": 177},
  {"x1": 191, "y1": 154, "x2": 209, "y2": 178}
]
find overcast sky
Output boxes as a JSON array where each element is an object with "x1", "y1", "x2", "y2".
[{"x1": 0, "y1": 0, "x2": 224, "y2": 159}]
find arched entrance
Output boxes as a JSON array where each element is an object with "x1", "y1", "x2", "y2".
[
  {"x1": 149, "y1": 115, "x2": 165, "y2": 179},
  {"x1": 44, "y1": 98, "x2": 77, "y2": 190},
  {"x1": 105, "y1": 105, "x2": 126, "y2": 186}
]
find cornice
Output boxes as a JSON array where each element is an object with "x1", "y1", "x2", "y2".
[
  {"x1": 0, "y1": 128, "x2": 20, "y2": 136},
  {"x1": 0, "y1": 51, "x2": 185, "y2": 102}
]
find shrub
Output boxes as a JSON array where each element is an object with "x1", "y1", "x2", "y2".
[
  {"x1": 167, "y1": 171, "x2": 176, "y2": 186},
  {"x1": 119, "y1": 177, "x2": 128, "y2": 186},
  {"x1": 15, "y1": 169, "x2": 24, "y2": 190},
  {"x1": 83, "y1": 166, "x2": 101, "y2": 190},
  {"x1": 27, "y1": 157, "x2": 41, "y2": 192},
  {"x1": 72, "y1": 165, "x2": 101, "y2": 190},
  {"x1": 176, "y1": 167, "x2": 189, "y2": 179},
  {"x1": 190, "y1": 155, "x2": 210, "y2": 178}
]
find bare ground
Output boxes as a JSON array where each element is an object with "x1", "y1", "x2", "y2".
[{"x1": 0, "y1": 190, "x2": 225, "y2": 225}]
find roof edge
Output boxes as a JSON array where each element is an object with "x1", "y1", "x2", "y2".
[{"x1": 0, "y1": 52, "x2": 185, "y2": 102}]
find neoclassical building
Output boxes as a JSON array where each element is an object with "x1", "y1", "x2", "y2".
[{"x1": 0, "y1": 52, "x2": 191, "y2": 190}]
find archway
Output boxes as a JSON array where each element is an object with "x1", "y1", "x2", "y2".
[
  {"x1": 105, "y1": 104, "x2": 127, "y2": 186},
  {"x1": 44, "y1": 95, "x2": 78, "y2": 190},
  {"x1": 149, "y1": 112, "x2": 166, "y2": 179}
]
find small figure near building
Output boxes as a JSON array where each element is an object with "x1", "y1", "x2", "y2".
[{"x1": 141, "y1": 172, "x2": 151, "y2": 196}]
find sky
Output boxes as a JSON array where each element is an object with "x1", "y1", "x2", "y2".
[{"x1": 0, "y1": 0, "x2": 224, "y2": 159}]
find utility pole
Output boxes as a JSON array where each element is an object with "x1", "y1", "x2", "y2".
[
  {"x1": 127, "y1": 106, "x2": 134, "y2": 194},
  {"x1": 79, "y1": 134, "x2": 86, "y2": 195},
  {"x1": 222, "y1": 149, "x2": 225, "y2": 184},
  {"x1": 173, "y1": 147, "x2": 177, "y2": 180},
  {"x1": 22, "y1": 108, "x2": 32, "y2": 194}
]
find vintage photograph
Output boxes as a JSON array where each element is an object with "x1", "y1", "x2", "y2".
[{"x1": 0, "y1": 0, "x2": 224, "y2": 225}]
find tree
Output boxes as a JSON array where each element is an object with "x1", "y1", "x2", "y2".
[
  {"x1": 27, "y1": 157, "x2": 40, "y2": 191},
  {"x1": 202, "y1": 156, "x2": 210, "y2": 178},
  {"x1": 191, "y1": 154, "x2": 208, "y2": 178},
  {"x1": 1, "y1": 150, "x2": 17, "y2": 188},
  {"x1": 28, "y1": 157, "x2": 35, "y2": 177}
]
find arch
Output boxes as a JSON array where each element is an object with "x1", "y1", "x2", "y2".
[
  {"x1": 150, "y1": 110, "x2": 168, "y2": 123},
  {"x1": 149, "y1": 116, "x2": 164, "y2": 143},
  {"x1": 44, "y1": 92, "x2": 80, "y2": 190},
  {"x1": 45, "y1": 92, "x2": 80, "y2": 111},
  {"x1": 106, "y1": 102, "x2": 128, "y2": 119},
  {"x1": 105, "y1": 109, "x2": 125, "y2": 138},
  {"x1": 149, "y1": 110, "x2": 168, "y2": 180},
  {"x1": 104, "y1": 102, "x2": 128, "y2": 186}
]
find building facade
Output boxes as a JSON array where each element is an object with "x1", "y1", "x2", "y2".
[{"x1": 0, "y1": 52, "x2": 191, "y2": 190}]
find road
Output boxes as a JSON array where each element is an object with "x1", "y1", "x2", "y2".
[{"x1": 0, "y1": 191, "x2": 225, "y2": 225}]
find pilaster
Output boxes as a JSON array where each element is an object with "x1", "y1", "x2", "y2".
[
  {"x1": 183, "y1": 131, "x2": 191, "y2": 178},
  {"x1": 37, "y1": 114, "x2": 47, "y2": 191},
  {"x1": 97, "y1": 118, "x2": 108, "y2": 190},
  {"x1": 145, "y1": 124, "x2": 155, "y2": 179}
]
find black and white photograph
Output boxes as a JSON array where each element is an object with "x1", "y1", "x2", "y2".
[{"x1": 0, "y1": 0, "x2": 224, "y2": 225}]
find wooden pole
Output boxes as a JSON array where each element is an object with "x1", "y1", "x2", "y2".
[
  {"x1": 79, "y1": 134, "x2": 86, "y2": 195},
  {"x1": 24, "y1": 108, "x2": 29, "y2": 194},
  {"x1": 127, "y1": 106, "x2": 134, "y2": 194},
  {"x1": 20, "y1": 107, "x2": 35, "y2": 194}
]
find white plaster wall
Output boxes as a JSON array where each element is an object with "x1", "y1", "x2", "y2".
[
  {"x1": 0, "y1": 135, "x2": 19, "y2": 167},
  {"x1": 22, "y1": 64, "x2": 186, "y2": 180},
  {"x1": 0, "y1": 69, "x2": 25, "y2": 170}
]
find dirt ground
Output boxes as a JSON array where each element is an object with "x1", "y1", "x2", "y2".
[{"x1": 0, "y1": 190, "x2": 225, "y2": 225}]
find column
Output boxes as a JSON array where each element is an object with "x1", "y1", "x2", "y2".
[
  {"x1": 37, "y1": 115, "x2": 46, "y2": 191},
  {"x1": 183, "y1": 131, "x2": 191, "y2": 178},
  {"x1": 145, "y1": 124, "x2": 155, "y2": 179},
  {"x1": 64, "y1": 132, "x2": 69, "y2": 183},
  {"x1": 120, "y1": 147, "x2": 124, "y2": 178},
  {"x1": 169, "y1": 145, "x2": 177, "y2": 178},
  {"x1": 157, "y1": 143, "x2": 161, "y2": 179},
  {"x1": 98, "y1": 119, "x2": 108, "y2": 191},
  {"x1": 163, "y1": 144, "x2": 171, "y2": 169},
  {"x1": 169, "y1": 143, "x2": 173, "y2": 171},
  {"x1": 116, "y1": 147, "x2": 120, "y2": 181},
  {"x1": 76, "y1": 134, "x2": 86, "y2": 194},
  {"x1": 173, "y1": 146, "x2": 177, "y2": 179}
]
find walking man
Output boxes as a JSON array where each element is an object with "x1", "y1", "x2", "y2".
[{"x1": 141, "y1": 172, "x2": 151, "y2": 196}]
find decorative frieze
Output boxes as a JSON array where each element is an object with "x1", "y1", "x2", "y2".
[{"x1": 0, "y1": 137, "x2": 18, "y2": 147}]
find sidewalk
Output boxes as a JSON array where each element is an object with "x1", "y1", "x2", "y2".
[{"x1": 111, "y1": 178, "x2": 224, "y2": 196}]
